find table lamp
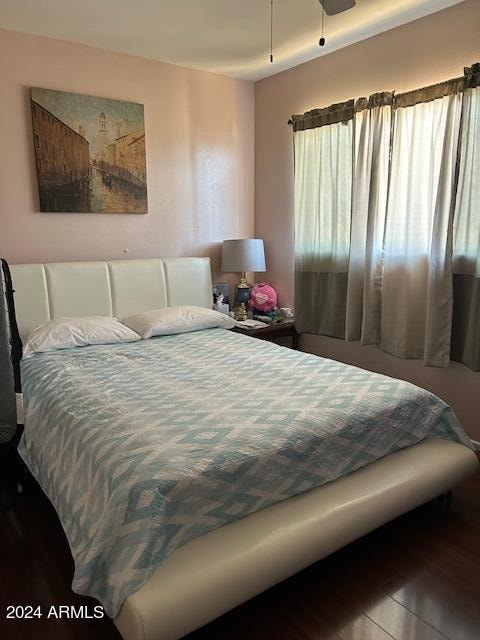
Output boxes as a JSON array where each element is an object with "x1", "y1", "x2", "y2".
[{"x1": 221, "y1": 239, "x2": 266, "y2": 312}]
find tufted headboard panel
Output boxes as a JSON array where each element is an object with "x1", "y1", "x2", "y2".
[{"x1": 10, "y1": 257, "x2": 213, "y2": 341}]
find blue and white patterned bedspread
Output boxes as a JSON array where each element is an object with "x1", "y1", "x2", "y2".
[{"x1": 19, "y1": 328, "x2": 471, "y2": 617}]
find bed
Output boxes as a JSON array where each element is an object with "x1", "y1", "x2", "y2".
[{"x1": 6, "y1": 257, "x2": 478, "y2": 640}]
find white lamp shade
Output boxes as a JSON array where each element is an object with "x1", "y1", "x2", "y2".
[{"x1": 221, "y1": 239, "x2": 266, "y2": 273}]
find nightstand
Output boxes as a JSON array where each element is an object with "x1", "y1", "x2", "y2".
[{"x1": 230, "y1": 321, "x2": 298, "y2": 349}]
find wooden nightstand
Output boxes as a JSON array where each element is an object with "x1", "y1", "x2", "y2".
[{"x1": 230, "y1": 321, "x2": 298, "y2": 349}]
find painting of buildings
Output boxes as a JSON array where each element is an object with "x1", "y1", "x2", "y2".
[{"x1": 30, "y1": 88, "x2": 148, "y2": 213}]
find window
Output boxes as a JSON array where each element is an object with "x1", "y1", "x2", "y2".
[{"x1": 292, "y1": 64, "x2": 480, "y2": 369}]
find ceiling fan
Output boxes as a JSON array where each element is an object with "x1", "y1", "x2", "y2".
[
  {"x1": 317, "y1": 0, "x2": 356, "y2": 46},
  {"x1": 318, "y1": 0, "x2": 356, "y2": 15},
  {"x1": 268, "y1": 0, "x2": 357, "y2": 62}
]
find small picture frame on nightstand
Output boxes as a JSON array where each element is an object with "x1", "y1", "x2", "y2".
[{"x1": 213, "y1": 283, "x2": 229, "y2": 300}]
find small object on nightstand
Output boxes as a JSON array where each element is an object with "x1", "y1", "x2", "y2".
[
  {"x1": 235, "y1": 302, "x2": 248, "y2": 321},
  {"x1": 213, "y1": 293, "x2": 230, "y2": 315},
  {"x1": 215, "y1": 302, "x2": 230, "y2": 314},
  {"x1": 213, "y1": 283, "x2": 230, "y2": 300},
  {"x1": 280, "y1": 307, "x2": 294, "y2": 322},
  {"x1": 236, "y1": 319, "x2": 269, "y2": 329},
  {"x1": 248, "y1": 283, "x2": 278, "y2": 314}
]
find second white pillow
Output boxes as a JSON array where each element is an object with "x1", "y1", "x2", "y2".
[{"x1": 122, "y1": 305, "x2": 236, "y2": 339}]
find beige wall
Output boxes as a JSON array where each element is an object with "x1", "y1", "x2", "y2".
[
  {"x1": 255, "y1": 0, "x2": 480, "y2": 441},
  {"x1": 0, "y1": 28, "x2": 255, "y2": 281}
]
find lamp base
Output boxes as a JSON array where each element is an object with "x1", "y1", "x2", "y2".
[
  {"x1": 235, "y1": 284, "x2": 250, "y2": 307},
  {"x1": 234, "y1": 302, "x2": 248, "y2": 321},
  {"x1": 235, "y1": 272, "x2": 251, "y2": 307}
]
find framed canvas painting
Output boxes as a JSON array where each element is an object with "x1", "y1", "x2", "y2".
[{"x1": 30, "y1": 88, "x2": 148, "y2": 214}]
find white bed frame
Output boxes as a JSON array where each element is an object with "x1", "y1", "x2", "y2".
[{"x1": 9, "y1": 258, "x2": 479, "y2": 640}]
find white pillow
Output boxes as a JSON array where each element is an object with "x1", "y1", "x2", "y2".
[
  {"x1": 23, "y1": 317, "x2": 141, "y2": 357},
  {"x1": 122, "y1": 305, "x2": 236, "y2": 339}
]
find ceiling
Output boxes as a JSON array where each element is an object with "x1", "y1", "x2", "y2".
[{"x1": 0, "y1": 0, "x2": 465, "y2": 81}]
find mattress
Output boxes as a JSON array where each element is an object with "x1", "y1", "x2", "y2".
[{"x1": 18, "y1": 328, "x2": 472, "y2": 618}]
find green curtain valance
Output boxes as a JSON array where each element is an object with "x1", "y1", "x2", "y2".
[
  {"x1": 395, "y1": 77, "x2": 464, "y2": 108},
  {"x1": 289, "y1": 63, "x2": 479, "y2": 129},
  {"x1": 355, "y1": 92, "x2": 394, "y2": 112},
  {"x1": 465, "y1": 63, "x2": 480, "y2": 89},
  {"x1": 289, "y1": 99, "x2": 354, "y2": 131}
]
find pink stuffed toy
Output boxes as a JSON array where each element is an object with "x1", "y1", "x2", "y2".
[{"x1": 248, "y1": 283, "x2": 278, "y2": 313}]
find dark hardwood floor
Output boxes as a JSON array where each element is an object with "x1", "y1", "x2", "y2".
[{"x1": 1, "y1": 457, "x2": 479, "y2": 640}]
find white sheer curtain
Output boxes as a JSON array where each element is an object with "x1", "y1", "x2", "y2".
[
  {"x1": 380, "y1": 92, "x2": 463, "y2": 366},
  {"x1": 294, "y1": 116, "x2": 353, "y2": 337},
  {"x1": 345, "y1": 95, "x2": 392, "y2": 342}
]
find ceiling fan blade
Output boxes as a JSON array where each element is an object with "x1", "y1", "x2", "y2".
[{"x1": 319, "y1": 0, "x2": 356, "y2": 16}]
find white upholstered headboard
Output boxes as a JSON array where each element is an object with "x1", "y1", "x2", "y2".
[{"x1": 10, "y1": 257, "x2": 213, "y2": 340}]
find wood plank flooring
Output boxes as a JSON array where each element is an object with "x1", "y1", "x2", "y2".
[{"x1": 0, "y1": 458, "x2": 479, "y2": 640}]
